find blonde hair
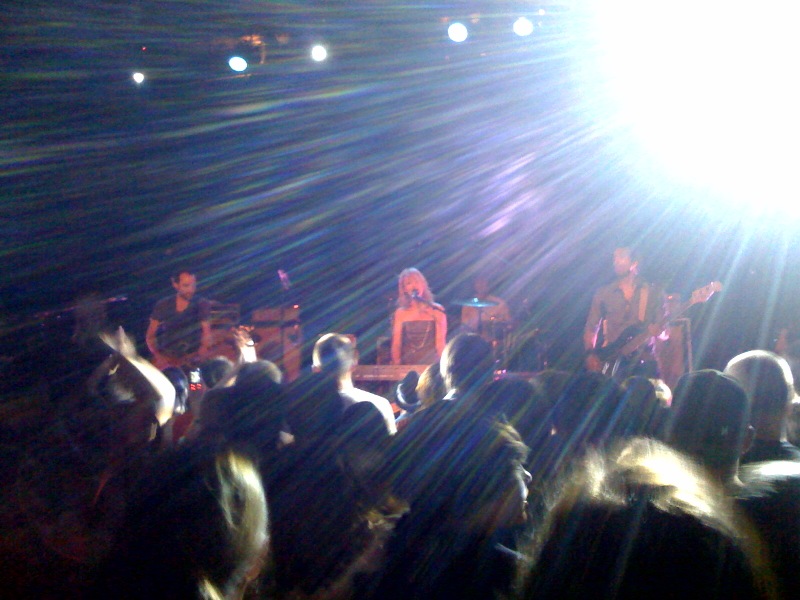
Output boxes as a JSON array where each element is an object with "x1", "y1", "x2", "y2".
[
  {"x1": 526, "y1": 437, "x2": 776, "y2": 599},
  {"x1": 209, "y1": 451, "x2": 269, "y2": 597},
  {"x1": 397, "y1": 268, "x2": 434, "y2": 309},
  {"x1": 201, "y1": 450, "x2": 269, "y2": 599},
  {"x1": 97, "y1": 446, "x2": 269, "y2": 600},
  {"x1": 416, "y1": 363, "x2": 446, "y2": 409}
]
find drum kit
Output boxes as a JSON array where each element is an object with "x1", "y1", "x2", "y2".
[{"x1": 451, "y1": 297, "x2": 547, "y2": 371}]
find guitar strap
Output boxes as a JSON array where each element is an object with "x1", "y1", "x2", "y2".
[
  {"x1": 601, "y1": 318, "x2": 608, "y2": 347},
  {"x1": 638, "y1": 284, "x2": 649, "y2": 323}
]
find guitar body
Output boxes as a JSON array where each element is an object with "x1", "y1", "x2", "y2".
[
  {"x1": 595, "y1": 323, "x2": 646, "y2": 364},
  {"x1": 152, "y1": 350, "x2": 204, "y2": 371}
]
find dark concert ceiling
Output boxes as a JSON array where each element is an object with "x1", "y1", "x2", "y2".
[{"x1": 2, "y1": 1, "x2": 797, "y2": 367}]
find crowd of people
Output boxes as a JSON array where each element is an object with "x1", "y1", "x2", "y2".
[{"x1": 2, "y1": 263, "x2": 800, "y2": 600}]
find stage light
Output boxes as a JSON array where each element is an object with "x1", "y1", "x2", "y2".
[
  {"x1": 513, "y1": 17, "x2": 534, "y2": 37},
  {"x1": 585, "y1": 1, "x2": 800, "y2": 219},
  {"x1": 310, "y1": 44, "x2": 328, "y2": 62},
  {"x1": 448, "y1": 22, "x2": 469, "y2": 43},
  {"x1": 132, "y1": 72, "x2": 145, "y2": 84},
  {"x1": 228, "y1": 56, "x2": 248, "y2": 72}
]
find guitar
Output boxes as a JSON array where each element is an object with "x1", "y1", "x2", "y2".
[
  {"x1": 593, "y1": 281, "x2": 722, "y2": 368},
  {"x1": 153, "y1": 326, "x2": 257, "y2": 370},
  {"x1": 152, "y1": 349, "x2": 206, "y2": 371}
]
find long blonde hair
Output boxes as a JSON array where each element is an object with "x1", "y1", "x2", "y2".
[
  {"x1": 397, "y1": 268, "x2": 434, "y2": 309},
  {"x1": 96, "y1": 446, "x2": 269, "y2": 600},
  {"x1": 524, "y1": 437, "x2": 777, "y2": 600},
  {"x1": 200, "y1": 450, "x2": 269, "y2": 600}
]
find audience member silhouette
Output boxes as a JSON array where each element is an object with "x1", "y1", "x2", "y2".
[
  {"x1": 92, "y1": 445, "x2": 268, "y2": 600},
  {"x1": 725, "y1": 350, "x2": 800, "y2": 463},
  {"x1": 664, "y1": 369, "x2": 753, "y2": 491},
  {"x1": 364, "y1": 422, "x2": 530, "y2": 600},
  {"x1": 522, "y1": 437, "x2": 774, "y2": 600}
]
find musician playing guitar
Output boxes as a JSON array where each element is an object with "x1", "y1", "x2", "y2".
[
  {"x1": 146, "y1": 269, "x2": 212, "y2": 370},
  {"x1": 584, "y1": 247, "x2": 665, "y2": 378}
]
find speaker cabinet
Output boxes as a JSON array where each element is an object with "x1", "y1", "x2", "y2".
[
  {"x1": 654, "y1": 318, "x2": 693, "y2": 391},
  {"x1": 251, "y1": 306, "x2": 302, "y2": 382}
]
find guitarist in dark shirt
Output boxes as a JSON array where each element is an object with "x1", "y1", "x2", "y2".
[
  {"x1": 584, "y1": 247, "x2": 665, "y2": 378},
  {"x1": 146, "y1": 270, "x2": 212, "y2": 369}
]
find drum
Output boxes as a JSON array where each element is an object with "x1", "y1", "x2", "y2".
[{"x1": 483, "y1": 318, "x2": 513, "y2": 362}]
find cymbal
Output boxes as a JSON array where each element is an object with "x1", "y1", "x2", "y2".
[{"x1": 452, "y1": 297, "x2": 499, "y2": 308}]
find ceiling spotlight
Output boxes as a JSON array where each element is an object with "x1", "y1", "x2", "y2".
[
  {"x1": 132, "y1": 72, "x2": 145, "y2": 84},
  {"x1": 228, "y1": 56, "x2": 248, "y2": 72},
  {"x1": 448, "y1": 22, "x2": 469, "y2": 43},
  {"x1": 311, "y1": 44, "x2": 328, "y2": 62},
  {"x1": 513, "y1": 17, "x2": 534, "y2": 37}
]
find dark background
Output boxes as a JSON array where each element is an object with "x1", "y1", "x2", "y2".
[{"x1": 2, "y1": 1, "x2": 798, "y2": 371}]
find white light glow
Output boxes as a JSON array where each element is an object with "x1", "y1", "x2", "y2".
[
  {"x1": 589, "y1": 1, "x2": 800, "y2": 218},
  {"x1": 228, "y1": 56, "x2": 248, "y2": 72},
  {"x1": 448, "y1": 22, "x2": 469, "y2": 43},
  {"x1": 310, "y1": 45, "x2": 328, "y2": 62},
  {"x1": 132, "y1": 72, "x2": 145, "y2": 84},
  {"x1": 513, "y1": 17, "x2": 534, "y2": 37}
]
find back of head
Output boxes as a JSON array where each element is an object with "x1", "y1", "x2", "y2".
[
  {"x1": 530, "y1": 369, "x2": 571, "y2": 408},
  {"x1": 95, "y1": 446, "x2": 268, "y2": 600},
  {"x1": 416, "y1": 362, "x2": 446, "y2": 409},
  {"x1": 373, "y1": 421, "x2": 530, "y2": 600},
  {"x1": 484, "y1": 376, "x2": 534, "y2": 416},
  {"x1": 197, "y1": 365, "x2": 286, "y2": 458},
  {"x1": 312, "y1": 333, "x2": 355, "y2": 379},
  {"x1": 235, "y1": 359, "x2": 283, "y2": 389},
  {"x1": 552, "y1": 371, "x2": 623, "y2": 449},
  {"x1": 666, "y1": 369, "x2": 751, "y2": 475},
  {"x1": 394, "y1": 420, "x2": 530, "y2": 541},
  {"x1": 199, "y1": 356, "x2": 234, "y2": 388},
  {"x1": 396, "y1": 416, "x2": 529, "y2": 522},
  {"x1": 725, "y1": 350, "x2": 795, "y2": 431},
  {"x1": 523, "y1": 437, "x2": 772, "y2": 600},
  {"x1": 440, "y1": 333, "x2": 493, "y2": 395},
  {"x1": 485, "y1": 377, "x2": 552, "y2": 458}
]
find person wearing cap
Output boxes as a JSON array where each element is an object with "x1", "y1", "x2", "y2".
[{"x1": 663, "y1": 369, "x2": 754, "y2": 491}]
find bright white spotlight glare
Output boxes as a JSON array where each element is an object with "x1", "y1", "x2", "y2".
[
  {"x1": 132, "y1": 72, "x2": 145, "y2": 84},
  {"x1": 588, "y1": 1, "x2": 800, "y2": 219},
  {"x1": 448, "y1": 22, "x2": 469, "y2": 43},
  {"x1": 310, "y1": 45, "x2": 328, "y2": 62},
  {"x1": 228, "y1": 56, "x2": 248, "y2": 72},
  {"x1": 513, "y1": 17, "x2": 534, "y2": 37}
]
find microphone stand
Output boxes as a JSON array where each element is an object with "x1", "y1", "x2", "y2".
[{"x1": 411, "y1": 292, "x2": 445, "y2": 313}]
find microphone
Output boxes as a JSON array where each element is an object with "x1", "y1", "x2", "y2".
[{"x1": 410, "y1": 289, "x2": 443, "y2": 312}]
